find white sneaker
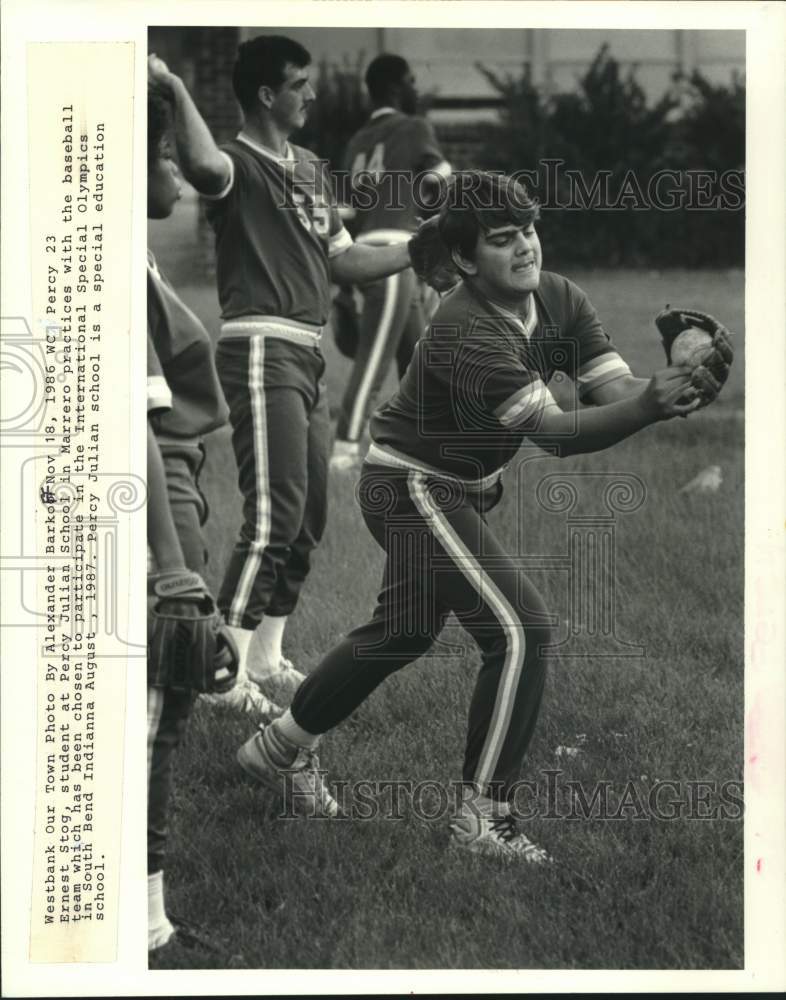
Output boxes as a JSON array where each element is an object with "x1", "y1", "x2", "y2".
[
  {"x1": 202, "y1": 680, "x2": 283, "y2": 723},
  {"x1": 237, "y1": 724, "x2": 341, "y2": 818},
  {"x1": 249, "y1": 657, "x2": 305, "y2": 705},
  {"x1": 330, "y1": 441, "x2": 361, "y2": 472},
  {"x1": 449, "y1": 811, "x2": 552, "y2": 863}
]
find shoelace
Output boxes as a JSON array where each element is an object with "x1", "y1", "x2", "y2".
[
  {"x1": 292, "y1": 747, "x2": 338, "y2": 814},
  {"x1": 488, "y1": 814, "x2": 518, "y2": 842},
  {"x1": 280, "y1": 658, "x2": 307, "y2": 682},
  {"x1": 243, "y1": 685, "x2": 279, "y2": 714},
  {"x1": 302, "y1": 748, "x2": 325, "y2": 782}
]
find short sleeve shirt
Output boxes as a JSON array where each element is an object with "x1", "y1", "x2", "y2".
[
  {"x1": 146, "y1": 253, "x2": 229, "y2": 439},
  {"x1": 203, "y1": 135, "x2": 352, "y2": 326},
  {"x1": 370, "y1": 271, "x2": 632, "y2": 478},
  {"x1": 343, "y1": 111, "x2": 449, "y2": 234}
]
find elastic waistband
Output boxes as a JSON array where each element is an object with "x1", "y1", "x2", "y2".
[
  {"x1": 154, "y1": 433, "x2": 203, "y2": 448},
  {"x1": 364, "y1": 442, "x2": 504, "y2": 491},
  {"x1": 355, "y1": 229, "x2": 412, "y2": 246},
  {"x1": 220, "y1": 315, "x2": 323, "y2": 348}
]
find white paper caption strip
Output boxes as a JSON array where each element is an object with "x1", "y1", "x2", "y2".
[{"x1": 27, "y1": 41, "x2": 134, "y2": 964}]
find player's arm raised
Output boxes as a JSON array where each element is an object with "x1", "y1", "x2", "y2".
[
  {"x1": 521, "y1": 367, "x2": 700, "y2": 457},
  {"x1": 148, "y1": 54, "x2": 231, "y2": 197}
]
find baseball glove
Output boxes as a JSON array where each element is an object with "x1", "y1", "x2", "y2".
[
  {"x1": 148, "y1": 569, "x2": 239, "y2": 694},
  {"x1": 331, "y1": 285, "x2": 360, "y2": 360},
  {"x1": 655, "y1": 305, "x2": 734, "y2": 405},
  {"x1": 408, "y1": 216, "x2": 460, "y2": 294}
]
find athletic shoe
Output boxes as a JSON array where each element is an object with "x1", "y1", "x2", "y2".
[
  {"x1": 148, "y1": 914, "x2": 245, "y2": 967},
  {"x1": 236, "y1": 723, "x2": 341, "y2": 818},
  {"x1": 278, "y1": 656, "x2": 305, "y2": 684},
  {"x1": 201, "y1": 680, "x2": 283, "y2": 723},
  {"x1": 449, "y1": 812, "x2": 552, "y2": 863},
  {"x1": 249, "y1": 657, "x2": 306, "y2": 705},
  {"x1": 330, "y1": 441, "x2": 361, "y2": 472}
]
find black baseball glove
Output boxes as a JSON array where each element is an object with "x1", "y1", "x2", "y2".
[
  {"x1": 148, "y1": 569, "x2": 238, "y2": 694},
  {"x1": 655, "y1": 305, "x2": 734, "y2": 405},
  {"x1": 408, "y1": 216, "x2": 461, "y2": 294}
]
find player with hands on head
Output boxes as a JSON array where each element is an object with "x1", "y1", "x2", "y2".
[
  {"x1": 146, "y1": 89, "x2": 258, "y2": 961},
  {"x1": 147, "y1": 40, "x2": 436, "y2": 710},
  {"x1": 236, "y1": 171, "x2": 724, "y2": 861}
]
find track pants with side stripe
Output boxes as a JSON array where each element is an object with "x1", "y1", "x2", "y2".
[
  {"x1": 215, "y1": 334, "x2": 331, "y2": 629},
  {"x1": 336, "y1": 268, "x2": 425, "y2": 444},
  {"x1": 290, "y1": 464, "x2": 553, "y2": 801}
]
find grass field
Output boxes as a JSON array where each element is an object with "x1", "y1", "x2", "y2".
[{"x1": 147, "y1": 233, "x2": 744, "y2": 970}]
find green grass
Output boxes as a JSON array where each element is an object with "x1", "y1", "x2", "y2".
[{"x1": 147, "y1": 247, "x2": 744, "y2": 970}]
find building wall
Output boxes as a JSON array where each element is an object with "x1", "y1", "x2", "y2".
[
  {"x1": 150, "y1": 27, "x2": 745, "y2": 127},
  {"x1": 240, "y1": 26, "x2": 744, "y2": 118}
]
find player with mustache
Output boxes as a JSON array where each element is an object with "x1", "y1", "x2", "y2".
[{"x1": 149, "y1": 36, "x2": 424, "y2": 713}]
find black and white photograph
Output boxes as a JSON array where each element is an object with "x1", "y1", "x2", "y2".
[
  {"x1": 145, "y1": 22, "x2": 746, "y2": 971},
  {"x1": 1, "y1": 1, "x2": 784, "y2": 995}
]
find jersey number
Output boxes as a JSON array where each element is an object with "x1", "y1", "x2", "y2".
[
  {"x1": 291, "y1": 190, "x2": 330, "y2": 237},
  {"x1": 351, "y1": 143, "x2": 386, "y2": 182}
]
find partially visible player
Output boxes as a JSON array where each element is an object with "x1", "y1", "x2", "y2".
[
  {"x1": 236, "y1": 171, "x2": 731, "y2": 860},
  {"x1": 331, "y1": 54, "x2": 451, "y2": 470},
  {"x1": 148, "y1": 38, "x2": 423, "y2": 710},
  {"x1": 147, "y1": 91, "x2": 256, "y2": 961}
]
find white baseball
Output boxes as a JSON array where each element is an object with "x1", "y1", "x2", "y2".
[{"x1": 671, "y1": 326, "x2": 714, "y2": 368}]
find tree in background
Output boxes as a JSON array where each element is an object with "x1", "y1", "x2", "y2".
[{"x1": 477, "y1": 46, "x2": 745, "y2": 268}]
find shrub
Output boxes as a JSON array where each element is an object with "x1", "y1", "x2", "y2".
[{"x1": 477, "y1": 46, "x2": 745, "y2": 268}]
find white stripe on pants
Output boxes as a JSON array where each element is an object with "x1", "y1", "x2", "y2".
[
  {"x1": 346, "y1": 272, "x2": 400, "y2": 441},
  {"x1": 407, "y1": 472, "x2": 527, "y2": 792},
  {"x1": 229, "y1": 334, "x2": 271, "y2": 627}
]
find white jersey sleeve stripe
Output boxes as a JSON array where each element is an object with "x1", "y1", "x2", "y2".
[
  {"x1": 576, "y1": 352, "x2": 632, "y2": 388},
  {"x1": 199, "y1": 151, "x2": 235, "y2": 201},
  {"x1": 147, "y1": 375, "x2": 172, "y2": 413},
  {"x1": 495, "y1": 379, "x2": 558, "y2": 427},
  {"x1": 328, "y1": 226, "x2": 354, "y2": 258}
]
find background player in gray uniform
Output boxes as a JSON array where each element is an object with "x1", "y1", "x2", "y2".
[
  {"x1": 236, "y1": 172, "x2": 731, "y2": 860},
  {"x1": 332, "y1": 54, "x2": 451, "y2": 471},
  {"x1": 148, "y1": 38, "x2": 422, "y2": 710}
]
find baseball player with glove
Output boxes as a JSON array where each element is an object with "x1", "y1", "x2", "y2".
[
  {"x1": 146, "y1": 90, "x2": 249, "y2": 958},
  {"x1": 655, "y1": 306, "x2": 733, "y2": 403},
  {"x1": 236, "y1": 171, "x2": 733, "y2": 860}
]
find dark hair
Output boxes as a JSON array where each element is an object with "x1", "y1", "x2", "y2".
[
  {"x1": 438, "y1": 171, "x2": 540, "y2": 262},
  {"x1": 232, "y1": 34, "x2": 311, "y2": 113},
  {"x1": 365, "y1": 53, "x2": 410, "y2": 103},
  {"x1": 148, "y1": 90, "x2": 172, "y2": 167}
]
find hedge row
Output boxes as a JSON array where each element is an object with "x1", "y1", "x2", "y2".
[
  {"x1": 476, "y1": 47, "x2": 745, "y2": 267},
  {"x1": 296, "y1": 46, "x2": 745, "y2": 268}
]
